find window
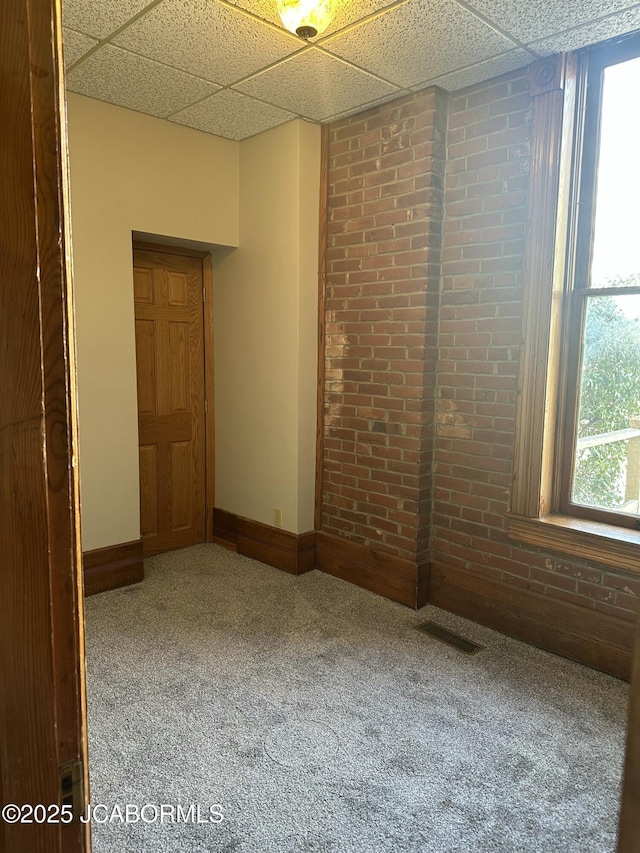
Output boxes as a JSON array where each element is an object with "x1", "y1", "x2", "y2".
[
  {"x1": 508, "y1": 34, "x2": 640, "y2": 572},
  {"x1": 561, "y1": 37, "x2": 640, "y2": 529}
]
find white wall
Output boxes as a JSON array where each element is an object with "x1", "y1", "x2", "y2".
[
  {"x1": 68, "y1": 95, "x2": 319, "y2": 547},
  {"x1": 296, "y1": 120, "x2": 322, "y2": 533},
  {"x1": 67, "y1": 94, "x2": 239, "y2": 551},
  {"x1": 213, "y1": 120, "x2": 320, "y2": 534}
]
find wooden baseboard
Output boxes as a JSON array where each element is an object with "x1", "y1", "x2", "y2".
[
  {"x1": 211, "y1": 508, "x2": 238, "y2": 545},
  {"x1": 430, "y1": 561, "x2": 635, "y2": 680},
  {"x1": 212, "y1": 516, "x2": 633, "y2": 677},
  {"x1": 316, "y1": 531, "x2": 428, "y2": 609},
  {"x1": 212, "y1": 508, "x2": 314, "y2": 575},
  {"x1": 417, "y1": 560, "x2": 430, "y2": 608},
  {"x1": 83, "y1": 539, "x2": 144, "y2": 596},
  {"x1": 297, "y1": 531, "x2": 317, "y2": 574}
]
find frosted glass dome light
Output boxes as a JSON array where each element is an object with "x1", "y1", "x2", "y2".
[{"x1": 277, "y1": 0, "x2": 334, "y2": 39}]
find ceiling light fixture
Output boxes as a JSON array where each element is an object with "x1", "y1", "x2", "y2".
[{"x1": 277, "y1": 0, "x2": 334, "y2": 40}]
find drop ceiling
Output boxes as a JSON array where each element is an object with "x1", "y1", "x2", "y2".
[{"x1": 63, "y1": 0, "x2": 640, "y2": 140}]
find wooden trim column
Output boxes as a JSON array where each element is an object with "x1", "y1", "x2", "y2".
[
  {"x1": 511, "y1": 54, "x2": 578, "y2": 517},
  {"x1": 0, "y1": 0, "x2": 88, "y2": 849},
  {"x1": 203, "y1": 254, "x2": 216, "y2": 541},
  {"x1": 618, "y1": 611, "x2": 640, "y2": 852},
  {"x1": 314, "y1": 125, "x2": 329, "y2": 531}
]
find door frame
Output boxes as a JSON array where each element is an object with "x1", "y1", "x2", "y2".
[
  {"x1": 618, "y1": 610, "x2": 640, "y2": 851},
  {"x1": 0, "y1": 0, "x2": 89, "y2": 850},
  {"x1": 132, "y1": 240, "x2": 216, "y2": 543}
]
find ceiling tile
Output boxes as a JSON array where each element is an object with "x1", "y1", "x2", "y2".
[
  {"x1": 464, "y1": 0, "x2": 639, "y2": 45},
  {"x1": 423, "y1": 48, "x2": 532, "y2": 91},
  {"x1": 220, "y1": 0, "x2": 282, "y2": 28},
  {"x1": 170, "y1": 89, "x2": 296, "y2": 139},
  {"x1": 61, "y1": 0, "x2": 640, "y2": 140},
  {"x1": 322, "y1": 0, "x2": 517, "y2": 89},
  {"x1": 66, "y1": 45, "x2": 221, "y2": 118},
  {"x1": 529, "y1": 8, "x2": 640, "y2": 56},
  {"x1": 322, "y1": 90, "x2": 414, "y2": 123},
  {"x1": 227, "y1": 0, "x2": 400, "y2": 37},
  {"x1": 62, "y1": 28, "x2": 98, "y2": 68},
  {"x1": 234, "y1": 47, "x2": 401, "y2": 121},
  {"x1": 62, "y1": 0, "x2": 153, "y2": 39},
  {"x1": 112, "y1": 0, "x2": 302, "y2": 86},
  {"x1": 321, "y1": 0, "x2": 400, "y2": 35}
]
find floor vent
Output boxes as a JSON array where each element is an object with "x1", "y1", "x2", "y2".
[{"x1": 415, "y1": 621, "x2": 484, "y2": 655}]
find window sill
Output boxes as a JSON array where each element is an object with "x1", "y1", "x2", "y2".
[{"x1": 507, "y1": 513, "x2": 640, "y2": 574}]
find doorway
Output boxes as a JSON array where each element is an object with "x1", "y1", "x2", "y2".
[{"x1": 132, "y1": 243, "x2": 214, "y2": 556}]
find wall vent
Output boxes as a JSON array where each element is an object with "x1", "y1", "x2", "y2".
[{"x1": 415, "y1": 621, "x2": 483, "y2": 655}]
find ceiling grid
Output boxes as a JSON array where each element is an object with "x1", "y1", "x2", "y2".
[{"x1": 63, "y1": 0, "x2": 640, "y2": 139}]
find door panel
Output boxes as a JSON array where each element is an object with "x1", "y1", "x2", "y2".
[
  {"x1": 133, "y1": 266, "x2": 153, "y2": 303},
  {"x1": 169, "y1": 322, "x2": 189, "y2": 412},
  {"x1": 168, "y1": 272, "x2": 188, "y2": 306},
  {"x1": 139, "y1": 445, "x2": 158, "y2": 537},
  {"x1": 133, "y1": 249, "x2": 205, "y2": 556},
  {"x1": 171, "y1": 441, "x2": 193, "y2": 529},
  {"x1": 135, "y1": 320, "x2": 157, "y2": 414}
]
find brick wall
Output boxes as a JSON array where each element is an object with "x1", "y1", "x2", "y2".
[
  {"x1": 434, "y1": 69, "x2": 639, "y2": 625},
  {"x1": 322, "y1": 88, "x2": 447, "y2": 564},
  {"x1": 322, "y1": 68, "x2": 640, "y2": 624}
]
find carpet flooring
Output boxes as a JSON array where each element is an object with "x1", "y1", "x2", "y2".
[{"x1": 85, "y1": 544, "x2": 629, "y2": 852}]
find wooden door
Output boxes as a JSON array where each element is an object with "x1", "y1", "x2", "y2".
[
  {"x1": 0, "y1": 0, "x2": 89, "y2": 851},
  {"x1": 133, "y1": 248, "x2": 206, "y2": 555}
]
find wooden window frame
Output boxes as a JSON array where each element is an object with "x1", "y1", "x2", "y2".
[
  {"x1": 559, "y1": 34, "x2": 640, "y2": 529},
  {"x1": 507, "y1": 39, "x2": 640, "y2": 573}
]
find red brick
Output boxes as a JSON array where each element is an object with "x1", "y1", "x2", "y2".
[{"x1": 322, "y1": 66, "x2": 638, "y2": 628}]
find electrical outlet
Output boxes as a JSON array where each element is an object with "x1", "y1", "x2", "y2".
[{"x1": 273, "y1": 507, "x2": 283, "y2": 528}]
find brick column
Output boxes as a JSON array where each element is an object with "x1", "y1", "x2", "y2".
[{"x1": 317, "y1": 89, "x2": 447, "y2": 605}]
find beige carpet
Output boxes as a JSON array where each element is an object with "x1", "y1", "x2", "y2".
[{"x1": 85, "y1": 544, "x2": 629, "y2": 852}]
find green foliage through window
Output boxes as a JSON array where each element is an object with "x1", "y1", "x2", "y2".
[{"x1": 573, "y1": 282, "x2": 640, "y2": 511}]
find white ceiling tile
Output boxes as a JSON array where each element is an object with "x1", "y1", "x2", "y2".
[
  {"x1": 464, "y1": 0, "x2": 639, "y2": 45},
  {"x1": 112, "y1": 0, "x2": 302, "y2": 86},
  {"x1": 321, "y1": 89, "x2": 413, "y2": 123},
  {"x1": 234, "y1": 47, "x2": 401, "y2": 121},
  {"x1": 321, "y1": 0, "x2": 409, "y2": 35},
  {"x1": 66, "y1": 45, "x2": 221, "y2": 118},
  {"x1": 62, "y1": 28, "x2": 98, "y2": 68},
  {"x1": 223, "y1": 0, "x2": 296, "y2": 28},
  {"x1": 62, "y1": 0, "x2": 153, "y2": 39},
  {"x1": 61, "y1": 0, "x2": 640, "y2": 140},
  {"x1": 226, "y1": 0, "x2": 400, "y2": 37},
  {"x1": 422, "y1": 48, "x2": 532, "y2": 91},
  {"x1": 529, "y1": 8, "x2": 640, "y2": 56},
  {"x1": 322, "y1": 0, "x2": 517, "y2": 89},
  {"x1": 170, "y1": 89, "x2": 296, "y2": 139}
]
